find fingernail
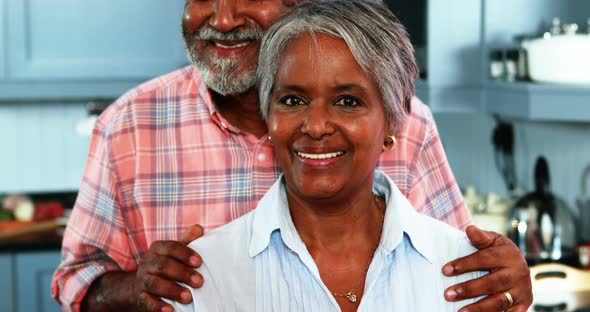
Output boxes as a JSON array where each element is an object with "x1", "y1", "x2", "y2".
[
  {"x1": 161, "y1": 307, "x2": 173, "y2": 312},
  {"x1": 190, "y1": 256, "x2": 199, "y2": 266},
  {"x1": 181, "y1": 291, "x2": 192, "y2": 302},
  {"x1": 446, "y1": 289, "x2": 457, "y2": 300},
  {"x1": 191, "y1": 275, "x2": 201, "y2": 286},
  {"x1": 443, "y1": 265, "x2": 454, "y2": 275}
]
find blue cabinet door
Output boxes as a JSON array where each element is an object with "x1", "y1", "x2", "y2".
[
  {"x1": 0, "y1": 254, "x2": 15, "y2": 312},
  {"x1": 15, "y1": 251, "x2": 62, "y2": 312},
  {"x1": 6, "y1": 0, "x2": 187, "y2": 81}
]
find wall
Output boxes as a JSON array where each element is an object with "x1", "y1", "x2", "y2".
[
  {"x1": 3, "y1": 102, "x2": 588, "y2": 213},
  {"x1": 0, "y1": 103, "x2": 89, "y2": 192},
  {"x1": 435, "y1": 112, "x2": 590, "y2": 214}
]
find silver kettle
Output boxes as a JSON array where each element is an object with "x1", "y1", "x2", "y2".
[{"x1": 507, "y1": 156, "x2": 577, "y2": 263}]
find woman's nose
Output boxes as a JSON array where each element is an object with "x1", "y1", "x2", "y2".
[
  {"x1": 209, "y1": 0, "x2": 246, "y2": 33},
  {"x1": 301, "y1": 105, "x2": 336, "y2": 139}
]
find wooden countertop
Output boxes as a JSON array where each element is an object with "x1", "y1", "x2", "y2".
[{"x1": 0, "y1": 220, "x2": 63, "y2": 252}]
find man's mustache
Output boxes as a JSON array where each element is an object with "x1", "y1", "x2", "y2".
[{"x1": 197, "y1": 25, "x2": 264, "y2": 41}]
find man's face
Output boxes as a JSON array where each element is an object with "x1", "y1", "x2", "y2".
[{"x1": 183, "y1": 0, "x2": 292, "y2": 95}]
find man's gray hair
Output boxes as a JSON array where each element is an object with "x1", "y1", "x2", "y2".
[{"x1": 257, "y1": 0, "x2": 418, "y2": 134}]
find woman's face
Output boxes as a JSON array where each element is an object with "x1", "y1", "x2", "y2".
[{"x1": 268, "y1": 33, "x2": 387, "y2": 202}]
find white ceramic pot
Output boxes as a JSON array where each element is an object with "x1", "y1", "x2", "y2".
[{"x1": 524, "y1": 34, "x2": 590, "y2": 85}]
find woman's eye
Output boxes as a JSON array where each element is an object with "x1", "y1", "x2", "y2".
[
  {"x1": 335, "y1": 96, "x2": 360, "y2": 107},
  {"x1": 279, "y1": 96, "x2": 304, "y2": 106}
]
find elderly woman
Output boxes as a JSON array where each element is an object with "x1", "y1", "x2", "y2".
[{"x1": 171, "y1": 1, "x2": 485, "y2": 310}]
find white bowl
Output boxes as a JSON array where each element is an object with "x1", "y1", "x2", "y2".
[{"x1": 524, "y1": 34, "x2": 590, "y2": 85}]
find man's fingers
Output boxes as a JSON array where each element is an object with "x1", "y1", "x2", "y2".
[
  {"x1": 150, "y1": 240, "x2": 202, "y2": 268},
  {"x1": 445, "y1": 269, "x2": 514, "y2": 301},
  {"x1": 141, "y1": 274, "x2": 194, "y2": 304},
  {"x1": 465, "y1": 225, "x2": 499, "y2": 249},
  {"x1": 180, "y1": 224, "x2": 205, "y2": 245},
  {"x1": 455, "y1": 290, "x2": 517, "y2": 312},
  {"x1": 143, "y1": 255, "x2": 203, "y2": 288},
  {"x1": 443, "y1": 245, "x2": 509, "y2": 276},
  {"x1": 137, "y1": 291, "x2": 175, "y2": 312},
  {"x1": 507, "y1": 304, "x2": 530, "y2": 312}
]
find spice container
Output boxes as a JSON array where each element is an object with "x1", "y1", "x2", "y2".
[
  {"x1": 504, "y1": 49, "x2": 518, "y2": 82},
  {"x1": 550, "y1": 17, "x2": 562, "y2": 36},
  {"x1": 514, "y1": 35, "x2": 532, "y2": 81},
  {"x1": 489, "y1": 50, "x2": 504, "y2": 80}
]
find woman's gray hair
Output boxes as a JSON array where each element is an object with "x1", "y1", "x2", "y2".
[{"x1": 257, "y1": 0, "x2": 418, "y2": 134}]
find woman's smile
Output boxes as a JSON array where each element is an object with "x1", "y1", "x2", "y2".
[
  {"x1": 294, "y1": 149, "x2": 347, "y2": 167},
  {"x1": 296, "y1": 151, "x2": 345, "y2": 160}
]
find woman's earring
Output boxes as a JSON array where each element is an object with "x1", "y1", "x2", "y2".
[{"x1": 383, "y1": 135, "x2": 397, "y2": 151}]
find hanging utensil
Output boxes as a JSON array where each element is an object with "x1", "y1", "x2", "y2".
[{"x1": 576, "y1": 164, "x2": 590, "y2": 243}]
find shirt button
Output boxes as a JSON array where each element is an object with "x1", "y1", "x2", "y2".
[{"x1": 257, "y1": 153, "x2": 266, "y2": 161}]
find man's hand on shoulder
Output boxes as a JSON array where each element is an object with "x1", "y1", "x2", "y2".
[
  {"x1": 442, "y1": 225, "x2": 533, "y2": 312},
  {"x1": 136, "y1": 224, "x2": 205, "y2": 311},
  {"x1": 81, "y1": 224, "x2": 205, "y2": 312}
]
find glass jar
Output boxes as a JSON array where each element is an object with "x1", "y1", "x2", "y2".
[
  {"x1": 489, "y1": 50, "x2": 504, "y2": 80},
  {"x1": 504, "y1": 49, "x2": 519, "y2": 82}
]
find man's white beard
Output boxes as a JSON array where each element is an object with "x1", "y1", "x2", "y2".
[{"x1": 187, "y1": 48, "x2": 257, "y2": 96}]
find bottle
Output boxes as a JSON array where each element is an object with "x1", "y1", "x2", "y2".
[
  {"x1": 504, "y1": 49, "x2": 518, "y2": 82},
  {"x1": 550, "y1": 17, "x2": 561, "y2": 36},
  {"x1": 489, "y1": 50, "x2": 504, "y2": 80},
  {"x1": 514, "y1": 35, "x2": 530, "y2": 81}
]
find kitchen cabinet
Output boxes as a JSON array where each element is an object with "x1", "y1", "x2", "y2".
[
  {"x1": 15, "y1": 251, "x2": 62, "y2": 312},
  {"x1": 0, "y1": 0, "x2": 188, "y2": 100},
  {"x1": 0, "y1": 250, "x2": 61, "y2": 312},
  {"x1": 0, "y1": 254, "x2": 15, "y2": 312}
]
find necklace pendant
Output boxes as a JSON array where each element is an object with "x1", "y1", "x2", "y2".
[{"x1": 345, "y1": 291, "x2": 357, "y2": 303}]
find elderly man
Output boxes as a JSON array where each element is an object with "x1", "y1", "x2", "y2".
[{"x1": 51, "y1": 0, "x2": 532, "y2": 311}]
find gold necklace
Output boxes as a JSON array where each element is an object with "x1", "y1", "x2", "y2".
[{"x1": 329, "y1": 195, "x2": 385, "y2": 303}]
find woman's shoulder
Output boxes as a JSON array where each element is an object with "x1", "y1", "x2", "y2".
[
  {"x1": 188, "y1": 212, "x2": 254, "y2": 261},
  {"x1": 409, "y1": 211, "x2": 478, "y2": 265},
  {"x1": 184, "y1": 213, "x2": 257, "y2": 310}
]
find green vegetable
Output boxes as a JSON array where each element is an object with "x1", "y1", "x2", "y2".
[{"x1": 0, "y1": 209, "x2": 13, "y2": 221}]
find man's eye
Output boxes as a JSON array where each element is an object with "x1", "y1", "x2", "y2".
[
  {"x1": 335, "y1": 96, "x2": 360, "y2": 107},
  {"x1": 279, "y1": 96, "x2": 304, "y2": 106}
]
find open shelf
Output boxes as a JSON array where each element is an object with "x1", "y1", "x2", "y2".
[{"x1": 485, "y1": 81, "x2": 590, "y2": 122}]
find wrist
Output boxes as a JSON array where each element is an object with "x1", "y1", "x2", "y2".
[{"x1": 82, "y1": 271, "x2": 139, "y2": 311}]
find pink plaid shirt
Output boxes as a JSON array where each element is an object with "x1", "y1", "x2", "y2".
[{"x1": 51, "y1": 66, "x2": 471, "y2": 311}]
